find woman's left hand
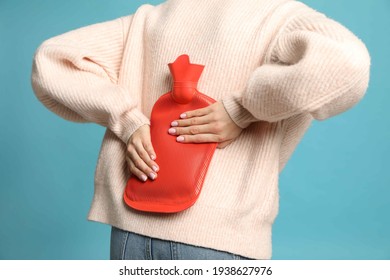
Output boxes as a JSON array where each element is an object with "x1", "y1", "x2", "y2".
[{"x1": 168, "y1": 101, "x2": 243, "y2": 149}]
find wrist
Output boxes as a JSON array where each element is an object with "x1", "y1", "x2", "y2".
[{"x1": 221, "y1": 95, "x2": 258, "y2": 129}]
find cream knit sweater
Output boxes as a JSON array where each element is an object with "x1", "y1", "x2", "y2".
[{"x1": 31, "y1": 0, "x2": 370, "y2": 259}]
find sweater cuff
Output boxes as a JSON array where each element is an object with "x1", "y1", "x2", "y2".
[
  {"x1": 110, "y1": 108, "x2": 150, "y2": 145},
  {"x1": 221, "y1": 95, "x2": 258, "y2": 129}
]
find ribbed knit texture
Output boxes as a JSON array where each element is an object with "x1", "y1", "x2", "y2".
[{"x1": 31, "y1": 0, "x2": 370, "y2": 259}]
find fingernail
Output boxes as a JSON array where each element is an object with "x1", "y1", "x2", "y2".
[
  {"x1": 141, "y1": 174, "x2": 147, "y2": 182},
  {"x1": 150, "y1": 154, "x2": 156, "y2": 160},
  {"x1": 168, "y1": 128, "x2": 176, "y2": 134},
  {"x1": 152, "y1": 165, "x2": 158, "y2": 172},
  {"x1": 171, "y1": 121, "x2": 178, "y2": 127},
  {"x1": 180, "y1": 113, "x2": 187, "y2": 118},
  {"x1": 177, "y1": 136, "x2": 184, "y2": 142},
  {"x1": 149, "y1": 173, "x2": 156, "y2": 180}
]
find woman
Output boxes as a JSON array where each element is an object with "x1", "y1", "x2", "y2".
[{"x1": 31, "y1": 0, "x2": 370, "y2": 260}]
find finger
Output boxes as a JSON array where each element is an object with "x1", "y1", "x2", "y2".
[
  {"x1": 179, "y1": 105, "x2": 213, "y2": 119},
  {"x1": 176, "y1": 133, "x2": 222, "y2": 144},
  {"x1": 168, "y1": 124, "x2": 211, "y2": 136},
  {"x1": 143, "y1": 140, "x2": 158, "y2": 161},
  {"x1": 128, "y1": 144, "x2": 157, "y2": 180},
  {"x1": 126, "y1": 157, "x2": 148, "y2": 182},
  {"x1": 140, "y1": 141, "x2": 159, "y2": 173},
  {"x1": 171, "y1": 114, "x2": 213, "y2": 128},
  {"x1": 141, "y1": 128, "x2": 157, "y2": 161}
]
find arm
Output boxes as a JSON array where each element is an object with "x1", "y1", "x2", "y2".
[
  {"x1": 31, "y1": 15, "x2": 150, "y2": 145},
  {"x1": 167, "y1": 3, "x2": 371, "y2": 148},
  {"x1": 221, "y1": 2, "x2": 371, "y2": 128}
]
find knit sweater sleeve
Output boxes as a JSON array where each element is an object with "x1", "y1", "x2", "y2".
[
  {"x1": 31, "y1": 15, "x2": 150, "y2": 145},
  {"x1": 221, "y1": 2, "x2": 371, "y2": 128}
]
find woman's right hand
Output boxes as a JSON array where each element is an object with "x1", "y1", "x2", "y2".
[{"x1": 126, "y1": 124, "x2": 159, "y2": 182}]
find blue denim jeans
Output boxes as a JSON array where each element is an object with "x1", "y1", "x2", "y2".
[{"x1": 110, "y1": 226, "x2": 253, "y2": 260}]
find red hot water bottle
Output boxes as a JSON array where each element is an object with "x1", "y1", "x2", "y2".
[{"x1": 123, "y1": 54, "x2": 217, "y2": 213}]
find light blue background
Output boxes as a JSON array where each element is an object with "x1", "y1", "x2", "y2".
[{"x1": 0, "y1": 0, "x2": 388, "y2": 260}]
